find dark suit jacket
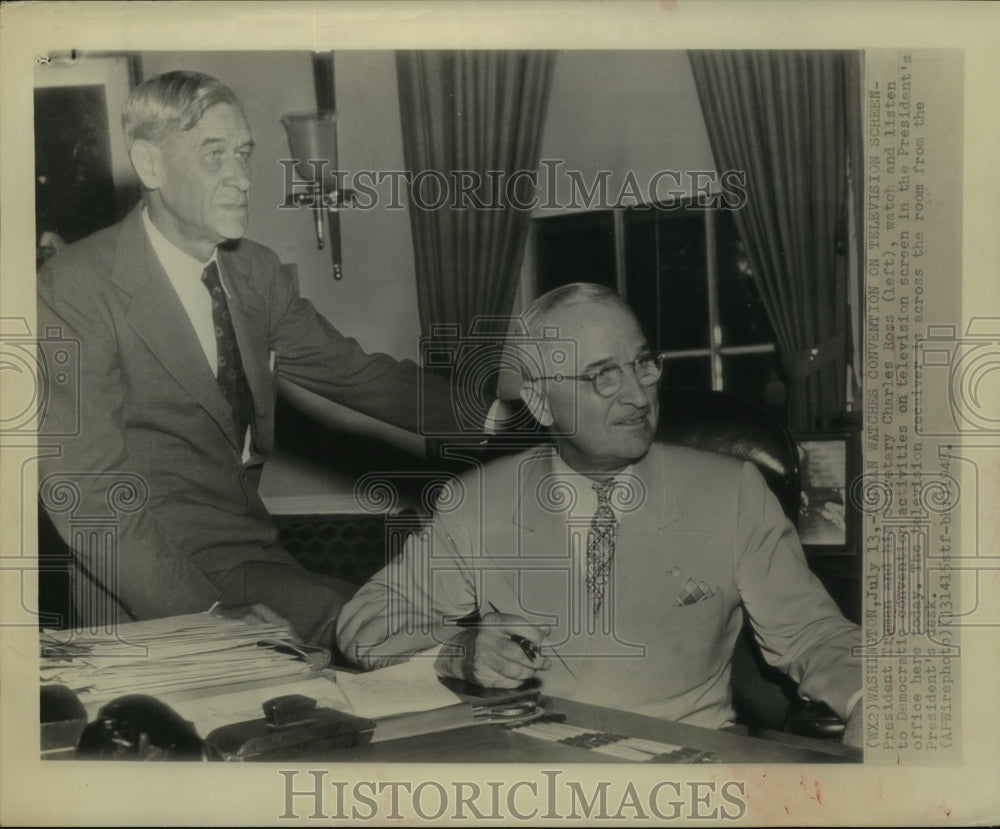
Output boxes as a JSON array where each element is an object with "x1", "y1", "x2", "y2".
[{"x1": 37, "y1": 204, "x2": 455, "y2": 641}]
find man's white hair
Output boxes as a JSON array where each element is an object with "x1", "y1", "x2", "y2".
[
  {"x1": 122, "y1": 70, "x2": 243, "y2": 152},
  {"x1": 520, "y1": 282, "x2": 627, "y2": 339}
]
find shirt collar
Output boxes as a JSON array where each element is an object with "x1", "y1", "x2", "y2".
[
  {"x1": 550, "y1": 451, "x2": 634, "y2": 484},
  {"x1": 550, "y1": 451, "x2": 634, "y2": 517},
  {"x1": 142, "y1": 205, "x2": 221, "y2": 288}
]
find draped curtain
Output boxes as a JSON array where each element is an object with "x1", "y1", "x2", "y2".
[
  {"x1": 396, "y1": 51, "x2": 555, "y2": 339},
  {"x1": 689, "y1": 51, "x2": 862, "y2": 429}
]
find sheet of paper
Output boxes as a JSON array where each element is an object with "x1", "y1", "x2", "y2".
[
  {"x1": 169, "y1": 675, "x2": 352, "y2": 737},
  {"x1": 335, "y1": 659, "x2": 462, "y2": 719}
]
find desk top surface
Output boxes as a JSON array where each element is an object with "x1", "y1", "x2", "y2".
[
  {"x1": 344, "y1": 696, "x2": 861, "y2": 765},
  {"x1": 52, "y1": 671, "x2": 860, "y2": 765}
]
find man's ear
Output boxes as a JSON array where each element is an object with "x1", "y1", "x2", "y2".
[
  {"x1": 128, "y1": 139, "x2": 163, "y2": 191},
  {"x1": 519, "y1": 380, "x2": 553, "y2": 427}
]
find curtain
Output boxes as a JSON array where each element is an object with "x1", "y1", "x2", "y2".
[
  {"x1": 396, "y1": 51, "x2": 555, "y2": 339},
  {"x1": 844, "y1": 54, "x2": 866, "y2": 411},
  {"x1": 689, "y1": 51, "x2": 861, "y2": 429}
]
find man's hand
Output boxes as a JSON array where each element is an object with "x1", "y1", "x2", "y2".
[
  {"x1": 435, "y1": 612, "x2": 551, "y2": 688},
  {"x1": 842, "y1": 698, "x2": 863, "y2": 748},
  {"x1": 214, "y1": 602, "x2": 302, "y2": 643}
]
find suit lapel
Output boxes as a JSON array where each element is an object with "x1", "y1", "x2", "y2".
[
  {"x1": 111, "y1": 207, "x2": 240, "y2": 447},
  {"x1": 511, "y1": 445, "x2": 556, "y2": 530},
  {"x1": 481, "y1": 447, "x2": 569, "y2": 623},
  {"x1": 614, "y1": 446, "x2": 686, "y2": 598},
  {"x1": 636, "y1": 445, "x2": 684, "y2": 531}
]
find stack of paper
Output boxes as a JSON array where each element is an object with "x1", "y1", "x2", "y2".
[
  {"x1": 335, "y1": 660, "x2": 473, "y2": 743},
  {"x1": 336, "y1": 659, "x2": 463, "y2": 719},
  {"x1": 40, "y1": 613, "x2": 326, "y2": 705}
]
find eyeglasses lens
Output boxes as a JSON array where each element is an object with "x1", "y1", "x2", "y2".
[{"x1": 593, "y1": 356, "x2": 662, "y2": 397}]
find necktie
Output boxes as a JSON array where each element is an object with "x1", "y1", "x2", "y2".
[
  {"x1": 585, "y1": 478, "x2": 618, "y2": 615},
  {"x1": 201, "y1": 261, "x2": 253, "y2": 445}
]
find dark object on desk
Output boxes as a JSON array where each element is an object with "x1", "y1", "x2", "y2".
[
  {"x1": 75, "y1": 694, "x2": 206, "y2": 761},
  {"x1": 206, "y1": 693, "x2": 376, "y2": 761},
  {"x1": 40, "y1": 684, "x2": 88, "y2": 758},
  {"x1": 785, "y1": 699, "x2": 848, "y2": 741}
]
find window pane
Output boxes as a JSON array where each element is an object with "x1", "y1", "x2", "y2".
[
  {"x1": 655, "y1": 209, "x2": 710, "y2": 350},
  {"x1": 534, "y1": 211, "x2": 616, "y2": 296},
  {"x1": 715, "y1": 210, "x2": 775, "y2": 346},
  {"x1": 660, "y1": 355, "x2": 712, "y2": 391},
  {"x1": 720, "y1": 352, "x2": 786, "y2": 413},
  {"x1": 623, "y1": 209, "x2": 658, "y2": 346}
]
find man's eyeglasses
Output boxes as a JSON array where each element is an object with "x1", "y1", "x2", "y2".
[{"x1": 530, "y1": 352, "x2": 668, "y2": 398}]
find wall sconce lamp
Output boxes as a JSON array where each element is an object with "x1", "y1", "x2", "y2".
[{"x1": 280, "y1": 109, "x2": 354, "y2": 280}]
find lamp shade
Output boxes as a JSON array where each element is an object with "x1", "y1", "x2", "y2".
[{"x1": 280, "y1": 109, "x2": 339, "y2": 188}]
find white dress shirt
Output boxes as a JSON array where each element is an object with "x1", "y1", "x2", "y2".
[
  {"x1": 548, "y1": 452, "x2": 633, "y2": 524},
  {"x1": 142, "y1": 208, "x2": 251, "y2": 461},
  {"x1": 142, "y1": 207, "x2": 222, "y2": 376}
]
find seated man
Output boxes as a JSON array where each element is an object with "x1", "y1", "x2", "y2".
[{"x1": 336, "y1": 283, "x2": 862, "y2": 745}]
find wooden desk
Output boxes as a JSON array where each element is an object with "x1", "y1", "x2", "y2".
[
  {"x1": 48, "y1": 673, "x2": 860, "y2": 764},
  {"x1": 342, "y1": 696, "x2": 861, "y2": 765}
]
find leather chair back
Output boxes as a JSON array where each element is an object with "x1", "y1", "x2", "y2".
[{"x1": 656, "y1": 387, "x2": 800, "y2": 524}]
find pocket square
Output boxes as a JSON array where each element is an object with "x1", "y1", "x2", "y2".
[{"x1": 677, "y1": 578, "x2": 715, "y2": 607}]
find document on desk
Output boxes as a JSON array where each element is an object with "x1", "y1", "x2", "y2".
[
  {"x1": 336, "y1": 659, "x2": 463, "y2": 719},
  {"x1": 170, "y1": 662, "x2": 465, "y2": 742},
  {"x1": 39, "y1": 613, "x2": 327, "y2": 704}
]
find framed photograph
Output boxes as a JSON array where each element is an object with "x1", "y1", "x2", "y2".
[
  {"x1": 33, "y1": 52, "x2": 142, "y2": 262},
  {"x1": 794, "y1": 429, "x2": 859, "y2": 554}
]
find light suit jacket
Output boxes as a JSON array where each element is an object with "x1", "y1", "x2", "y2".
[
  {"x1": 336, "y1": 442, "x2": 861, "y2": 729},
  {"x1": 37, "y1": 204, "x2": 455, "y2": 640}
]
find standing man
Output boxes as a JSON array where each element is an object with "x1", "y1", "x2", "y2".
[
  {"x1": 337, "y1": 283, "x2": 863, "y2": 745},
  {"x1": 37, "y1": 70, "x2": 457, "y2": 645}
]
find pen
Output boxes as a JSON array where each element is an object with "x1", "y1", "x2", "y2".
[
  {"x1": 488, "y1": 601, "x2": 538, "y2": 659},
  {"x1": 487, "y1": 601, "x2": 577, "y2": 679}
]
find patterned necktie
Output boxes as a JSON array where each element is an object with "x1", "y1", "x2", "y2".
[
  {"x1": 585, "y1": 478, "x2": 619, "y2": 615},
  {"x1": 201, "y1": 261, "x2": 253, "y2": 445}
]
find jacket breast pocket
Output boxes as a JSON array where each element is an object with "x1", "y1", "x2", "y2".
[
  {"x1": 601, "y1": 588, "x2": 731, "y2": 703},
  {"x1": 657, "y1": 590, "x2": 728, "y2": 665}
]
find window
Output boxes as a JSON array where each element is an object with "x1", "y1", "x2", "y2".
[{"x1": 532, "y1": 202, "x2": 786, "y2": 415}]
